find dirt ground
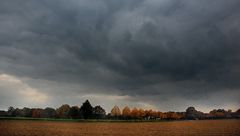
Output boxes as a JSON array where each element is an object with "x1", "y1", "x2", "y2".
[{"x1": 0, "y1": 119, "x2": 239, "y2": 136}]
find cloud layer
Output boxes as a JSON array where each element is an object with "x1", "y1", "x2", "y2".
[{"x1": 0, "y1": 0, "x2": 240, "y2": 112}]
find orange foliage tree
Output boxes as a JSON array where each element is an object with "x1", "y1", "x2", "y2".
[
  {"x1": 122, "y1": 106, "x2": 131, "y2": 117},
  {"x1": 138, "y1": 108, "x2": 145, "y2": 118},
  {"x1": 166, "y1": 112, "x2": 181, "y2": 120},
  {"x1": 31, "y1": 108, "x2": 43, "y2": 118},
  {"x1": 56, "y1": 104, "x2": 70, "y2": 118},
  {"x1": 131, "y1": 107, "x2": 140, "y2": 118}
]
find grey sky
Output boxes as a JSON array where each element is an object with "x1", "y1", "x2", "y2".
[{"x1": 0, "y1": 0, "x2": 239, "y2": 112}]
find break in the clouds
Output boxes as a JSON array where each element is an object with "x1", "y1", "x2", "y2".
[{"x1": 0, "y1": 0, "x2": 240, "y2": 112}]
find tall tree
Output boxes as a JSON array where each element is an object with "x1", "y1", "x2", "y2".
[{"x1": 80, "y1": 100, "x2": 93, "y2": 119}]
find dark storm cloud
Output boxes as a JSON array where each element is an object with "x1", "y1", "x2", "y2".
[{"x1": 0, "y1": 0, "x2": 240, "y2": 111}]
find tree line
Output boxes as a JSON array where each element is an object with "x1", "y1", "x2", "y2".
[{"x1": 0, "y1": 100, "x2": 239, "y2": 120}]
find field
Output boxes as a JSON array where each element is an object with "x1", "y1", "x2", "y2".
[{"x1": 0, "y1": 120, "x2": 239, "y2": 136}]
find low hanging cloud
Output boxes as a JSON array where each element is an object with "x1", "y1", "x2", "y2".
[{"x1": 0, "y1": 0, "x2": 240, "y2": 112}]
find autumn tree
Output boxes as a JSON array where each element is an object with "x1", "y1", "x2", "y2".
[
  {"x1": 3, "y1": 103, "x2": 238, "y2": 120},
  {"x1": 138, "y1": 108, "x2": 145, "y2": 119},
  {"x1": 56, "y1": 104, "x2": 70, "y2": 118},
  {"x1": 122, "y1": 106, "x2": 131, "y2": 118},
  {"x1": 156, "y1": 111, "x2": 164, "y2": 119},
  {"x1": 144, "y1": 109, "x2": 156, "y2": 119},
  {"x1": 210, "y1": 109, "x2": 228, "y2": 119},
  {"x1": 176, "y1": 112, "x2": 185, "y2": 119},
  {"x1": 131, "y1": 107, "x2": 140, "y2": 118},
  {"x1": 144, "y1": 110, "x2": 150, "y2": 119},
  {"x1": 111, "y1": 105, "x2": 121, "y2": 117},
  {"x1": 80, "y1": 100, "x2": 93, "y2": 119},
  {"x1": 159, "y1": 112, "x2": 167, "y2": 119},
  {"x1": 32, "y1": 108, "x2": 43, "y2": 118},
  {"x1": 166, "y1": 112, "x2": 181, "y2": 120},
  {"x1": 151, "y1": 110, "x2": 158, "y2": 119}
]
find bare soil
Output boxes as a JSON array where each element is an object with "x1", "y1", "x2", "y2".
[{"x1": 0, "y1": 119, "x2": 239, "y2": 136}]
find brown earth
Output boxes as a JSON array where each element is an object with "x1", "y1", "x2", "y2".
[{"x1": 0, "y1": 120, "x2": 239, "y2": 136}]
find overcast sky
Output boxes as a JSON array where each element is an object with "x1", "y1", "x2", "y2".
[{"x1": 0, "y1": 0, "x2": 240, "y2": 113}]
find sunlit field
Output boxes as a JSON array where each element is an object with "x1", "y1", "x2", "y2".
[{"x1": 0, "y1": 119, "x2": 239, "y2": 136}]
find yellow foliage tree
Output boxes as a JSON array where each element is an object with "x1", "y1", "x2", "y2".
[{"x1": 111, "y1": 105, "x2": 121, "y2": 116}]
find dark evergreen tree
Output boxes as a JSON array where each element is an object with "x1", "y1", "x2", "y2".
[
  {"x1": 80, "y1": 100, "x2": 93, "y2": 119},
  {"x1": 93, "y1": 105, "x2": 106, "y2": 119}
]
